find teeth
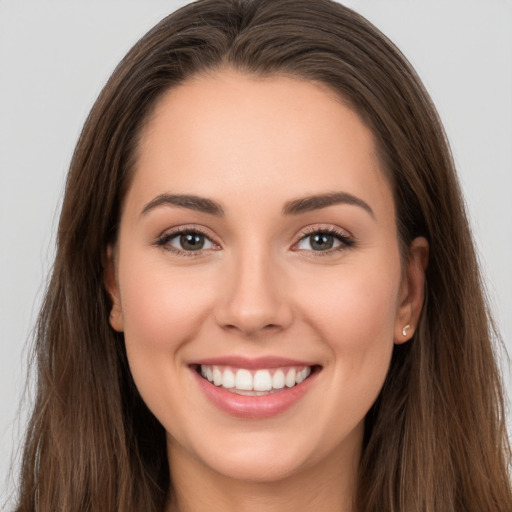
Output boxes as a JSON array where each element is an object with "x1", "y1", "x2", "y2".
[
  {"x1": 199, "y1": 365, "x2": 312, "y2": 393},
  {"x1": 213, "y1": 367, "x2": 222, "y2": 386},
  {"x1": 253, "y1": 370, "x2": 272, "y2": 391},
  {"x1": 272, "y1": 369, "x2": 285, "y2": 389},
  {"x1": 235, "y1": 369, "x2": 253, "y2": 390},
  {"x1": 285, "y1": 368, "x2": 296, "y2": 387},
  {"x1": 296, "y1": 368, "x2": 308, "y2": 384},
  {"x1": 222, "y1": 369, "x2": 235, "y2": 388}
]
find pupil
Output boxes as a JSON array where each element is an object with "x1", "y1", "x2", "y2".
[
  {"x1": 311, "y1": 234, "x2": 333, "y2": 251},
  {"x1": 180, "y1": 233, "x2": 204, "y2": 251}
]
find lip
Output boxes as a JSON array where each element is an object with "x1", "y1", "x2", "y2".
[
  {"x1": 190, "y1": 358, "x2": 320, "y2": 419},
  {"x1": 190, "y1": 355, "x2": 317, "y2": 370}
]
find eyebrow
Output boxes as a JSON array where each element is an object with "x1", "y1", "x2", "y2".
[
  {"x1": 141, "y1": 193, "x2": 225, "y2": 217},
  {"x1": 283, "y1": 192, "x2": 375, "y2": 219},
  {"x1": 140, "y1": 191, "x2": 374, "y2": 219}
]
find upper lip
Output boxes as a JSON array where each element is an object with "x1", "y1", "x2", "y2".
[{"x1": 189, "y1": 356, "x2": 318, "y2": 370}]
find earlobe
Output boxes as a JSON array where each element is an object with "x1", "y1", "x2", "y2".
[
  {"x1": 104, "y1": 245, "x2": 124, "y2": 332},
  {"x1": 394, "y1": 237, "x2": 429, "y2": 344}
]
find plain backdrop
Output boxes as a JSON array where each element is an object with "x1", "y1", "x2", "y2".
[{"x1": 1, "y1": 0, "x2": 511, "y2": 505}]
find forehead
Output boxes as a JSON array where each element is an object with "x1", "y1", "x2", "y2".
[{"x1": 127, "y1": 69, "x2": 394, "y2": 222}]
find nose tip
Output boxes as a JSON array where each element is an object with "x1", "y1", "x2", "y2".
[
  {"x1": 214, "y1": 257, "x2": 293, "y2": 337},
  {"x1": 220, "y1": 303, "x2": 292, "y2": 337}
]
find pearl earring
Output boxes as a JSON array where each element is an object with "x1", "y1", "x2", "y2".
[{"x1": 402, "y1": 324, "x2": 411, "y2": 337}]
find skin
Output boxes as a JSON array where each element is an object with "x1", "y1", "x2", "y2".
[{"x1": 106, "y1": 69, "x2": 428, "y2": 512}]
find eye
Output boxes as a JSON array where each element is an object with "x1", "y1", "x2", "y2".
[
  {"x1": 294, "y1": 228, "x2": 353, "y2": 253},
  {"x1": 157, "y1": 229, "x2": 217, "y2": 254}
]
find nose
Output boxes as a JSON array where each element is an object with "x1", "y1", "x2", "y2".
[{"x1": 214, "y1": 248, "x2": 293, "y2": 337}]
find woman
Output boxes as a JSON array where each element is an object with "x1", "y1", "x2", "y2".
[{"x1": 13, "y1": 0, "x2": 511, "y2": 510}]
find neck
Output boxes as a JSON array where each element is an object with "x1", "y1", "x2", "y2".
[{"x1": 165, "y1": 429, "x2": 361, "y2": 512}]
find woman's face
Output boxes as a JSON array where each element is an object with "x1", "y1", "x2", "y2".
[{"x1": 107, "y1": 70, "x2": 426, "y2": 484}]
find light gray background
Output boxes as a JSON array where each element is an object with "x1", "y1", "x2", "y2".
[{"x1": 1, "y1": 0, "x2": 511, "y2": 506}]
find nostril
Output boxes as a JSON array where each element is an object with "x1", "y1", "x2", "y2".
[{"x1": 214, "y1": 284, "x2": 294, "y2": 335}]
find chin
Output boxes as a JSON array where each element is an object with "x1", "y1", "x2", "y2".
[{"x1": 206, "y1": 449, "x2": 312, "y2": 483}]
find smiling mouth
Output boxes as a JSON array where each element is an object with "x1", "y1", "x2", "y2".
[{"x1": 194, "y1": 364, "x2": 320, "y2": 396}]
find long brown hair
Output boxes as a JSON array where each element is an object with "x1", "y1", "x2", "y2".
[{"x1": 14, "y1": 1, "x2": 511, "y2": 510}]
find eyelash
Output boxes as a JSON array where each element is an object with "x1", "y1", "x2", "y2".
[
  {"x1": 155, "y1": 226, "x2": 216, "y2": 257},
  {"x1": 294, "y1": 226, "x2": 355, "y2": 256},
  {"x1": 155, "y1": 226, "x2": 355, "y2": 257}
]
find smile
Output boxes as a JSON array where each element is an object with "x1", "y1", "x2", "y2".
[
  {"x1": 191, "y1": 359, "x2": 320, "y2": 419},
  {"x1": 199, "y1": 365, "x2": 312, "y2": 395}
]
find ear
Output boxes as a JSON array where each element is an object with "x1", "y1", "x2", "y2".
[
  {"x1": 394, "y1": 237, "x2": 429, "y2": 344},
  {"x1": 104, "y1": 245, "x2": 124, "y2": 332}
]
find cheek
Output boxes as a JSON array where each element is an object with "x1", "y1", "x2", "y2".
[
  {"x1": 296, "y1": 255, "x2": 401, "y2": 400},
  {"x1": 299, "y1": 259, "x2": 401, "y2": 346},
  {"x1": 116, "y1": 253, "x2": 222, "y2": 433},
  {"x1": 118, "y1": 256, "x2": 217, "y2": 353}
]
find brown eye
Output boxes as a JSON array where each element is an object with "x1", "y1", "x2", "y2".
[
  {"x1": 179, "y1": 233, "x2": 205, "y2": 251},
  {"x1": 159, "y1": 230, "x2": 216, "y2": 253},
  {"x1": 295, "y1": 229, "x2": 353, "y2": 253},
  {"x1": 297, "y1": 233, "x2": 341, "y2": 251},
  {"x1": 309, "y1": 234, "x2": 335, "y2": 251}
]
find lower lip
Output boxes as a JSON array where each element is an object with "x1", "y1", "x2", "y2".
[{"x1": 193, "y1": 368, "x2": 319, "y2": 419}]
